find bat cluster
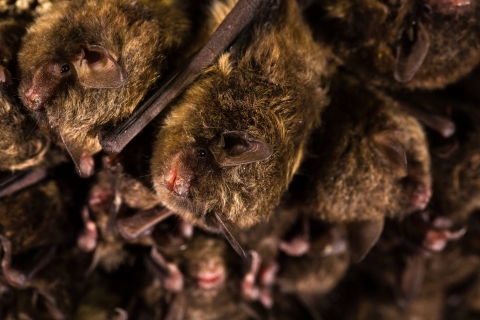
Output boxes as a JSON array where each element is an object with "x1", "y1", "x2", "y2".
[{"x1": 0, "y1": 0, "x2": 480, "y2": 318}]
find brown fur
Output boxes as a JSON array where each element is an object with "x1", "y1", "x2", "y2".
[
  {"x1": 305, "y1": 0, "x2": 480, "y2": 90},
  {"x1": 0, "y1": 178, "x2": 76, "y2": 254},
  {"x1": 0, "y1": 19, "x2": 50, "y2": 171},
  {"x1": 292, "y1": 72, "x2": 430, "y2": 223},
  {"x1": 151, "y1": 0, "x2": 328, "y2": 229},
  {"x1": 276, "y1": 224, "x2": 349, "y2": 297},
  {"x1": 18, "y1": 0, "x2": 196, "y2": 159},
  {"x1": 416, "y1": 94, "x2": 480, "y2": 225},
  {"x1": 162, "y1": 233, "x2": 250, "y2": 320}
]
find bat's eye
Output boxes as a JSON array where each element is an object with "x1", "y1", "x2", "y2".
[
  {"x1": 197, "y1": 149, "x2": 207, "y2": 157},
  {"x1": 422, "y1": 4, "x2": 433, "y2": 15},
  {"x1": 60, "y1": 64, "x2": 70, "y2": 74}
]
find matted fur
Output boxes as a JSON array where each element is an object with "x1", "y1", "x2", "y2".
[{"x1": 151, "y1": 0, "x2": 328, "y2": 229}]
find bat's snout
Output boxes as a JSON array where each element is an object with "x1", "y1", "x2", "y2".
[{"x1": 165, "y1": 165, "x2": 193, "y2": 197}]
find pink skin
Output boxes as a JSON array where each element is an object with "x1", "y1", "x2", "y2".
[
  {"x1": 195, "y1": 268, "x2": 226, "y2": 290},
  {"x1": 424, "y1": 0, "x2": 472, "y2": 15},
  {"x1": 79, "y1": 156, "x2": 95, "y2": 178},
  {"x1": 150, "y1": 247, "x2": 184, "y2": 293},
  {"x1": 77, "y1": 207, "x2": 98, "y2": 253},
  {"x1": 24, "y1": 61, "x2": 72, "y2": 111},
  {"x1": 164, "y1": 152, "x2": 195, "y2": 197},
  {"x1": 241, "y1": 251, "x2": 278, "y2": 308},
  {"x1": 410, "y1": 182, "x2": 432, "y2": 212}
]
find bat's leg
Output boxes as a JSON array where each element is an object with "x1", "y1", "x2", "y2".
[
  {"x1": 279, "y1": 215, "x2": 310, "y2": 257},
  {"x1": 117, "y1": 207, "x2": 173, "y2": 240},
  {"x1": 258, "y1": 260, "x2": 279, "y2": 309},
  {"x1": 0, "y1": 169, "x2": 47, "y2": 199},
  {"x1": 33, "y1": 288, "x2": 66, "y2": 320},
  {"x1": 399, "y1": 102, "x2": 455, "y2": 138},
  {"x1": 241, "y1": 251, "x2": 261, "y2": 301},
  {"x1": 147, "y1": 247, "x2": 183, "y2": 293},
  {"x1": 0, "y1": 237, "x2": 55, "y2": 289},
  {"x1": 422, "y1": 215, "x2": 466, "y2": 252},
  {"x1": 403, "y1": 213, "x2": 466, "y2": 254},
  {"x1": 77, "y1": 206, "x2": 98, "y2": 252}
]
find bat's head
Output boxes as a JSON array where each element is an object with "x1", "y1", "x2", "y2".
[
  {"x1": 178, "y1": 234, "x2": 234, "y2": 291},
  {"x1": 150, "y1": 54, "x2": 307, "y2": 230},
  {"x1": 17, "y1": 0, "x2": 191, "y2": 171},
  {"x1": 317, "y1": 0, "x2": 479, "y2": 89}
]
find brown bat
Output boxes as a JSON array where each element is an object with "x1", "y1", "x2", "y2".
[
  {"x1": 0, "y1": 164, "x2": 87, "y2": 289},
  {"x1": 147, "y1": 233, "x2": 258, "y2": 320},
  {"x1": 286, "y1": 71, "x2": 430, "y2": 260},
  {"x1": 417, "y1": 93, "x2": 480, "y2": 226},
  {"x1": 276, "y1": 223, "x2": 350, "y2": 298},
  {"x1": 0, "y1": 18, "x2": 51, "y2": 172},
  {"x1": 304, "y1": 0, "x2": 480, "y2": 90},
  {"x1": 17, "y1": 0, "x2": 201, "y2": 176},
  {"x1": 150, "y1": 0, "x2": 328, "y2": 244}
]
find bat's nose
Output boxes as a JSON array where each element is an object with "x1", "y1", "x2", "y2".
[
  {"x1": 25, "y1": 87, "x2": 45, "y2": 111},
  {"x1": 165, "y1": 166, "x2": 192, "y2": 197}
]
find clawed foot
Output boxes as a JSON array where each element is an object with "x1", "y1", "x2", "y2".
[
  {"x1": 147, "y1": 247, "x2": 183, "y2": 293},
  {"x1": 241, "y1": 251, "x2": 278, "y2": 309}
]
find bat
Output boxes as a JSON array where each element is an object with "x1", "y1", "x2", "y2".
[
  {"x1": 304, "y1": 0, "x2": 480, "y2": 90},
  {"x1": 276, "y1": 222, "x2": 350, "y2": 298},
  {"x1": 150, "y1": 0, "x2": 328, "y2": 245},
  {"x1": 286, "y1": 71, "x2": 431, "y2": 260},
  {"x1": 0, "y1": 18, "x2": 51, "y2": 172},
  {"x1": 99, "y1": 0, "x2": 266, "y2": 155},
  {"x1": 17, "y1": 0, "x2": 202, "y2": 177},
  {"x1": 147, "y1": 232, "x2": 257, "y2": 320}
]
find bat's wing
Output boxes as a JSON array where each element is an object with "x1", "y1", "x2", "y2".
[
  {"x1": 99, "y1": 0, "x2": 265, "y2": 155},
  {"x1": 0, "y1": 169, "x2": 47, "y2": 199}
]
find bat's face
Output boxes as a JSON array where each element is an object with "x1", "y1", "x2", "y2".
[
  {"x1": 316, "y1": 0, "x2": 480, "y2": 89},
  {"x1": 151, "y1": 57, "x2": 304, "y2": 230},
  {"x1": 179, "y1": 235, "x2": 232, "y2": 291},
  {"x1": 18, "y1": 0, "x2": 191, "y2": 166}
]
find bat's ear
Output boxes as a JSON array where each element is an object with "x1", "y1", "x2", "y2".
[
  {"x1": 346, "y1": 219, "x2": 384, "y2": 263},
  {"x1": 71, "y1": 44, "x2": 127, "y2": 89},
  {"x1": 60, "y1": 134, "x2": 95, "y2": 178},
  {"x1": 396, "y1": 254, "x2": 425, "y2": 306},
  {"x1": 0, "y1": 65, "x2": 12, "y2": 85},
  {"x1": 394, "y1": 21, "x2": 430, "y2": 83},
  {"x1": 208, "y1": 131, "x2": 273, "y2": 167},
  {"x1": 372, "y1": 130, "x2": 407, "y2": 178}
]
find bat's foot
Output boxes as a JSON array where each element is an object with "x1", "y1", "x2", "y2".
[
  {"x1": 0, "y1": 236, "x2": 55, "y2": 288},
  {"x1": 279, "y1": 237, "x2": 310, "y2": 257},
  {"x1": 77, "y1": 206, "x2": 98, "y2": 252},
  {"x1": 148, "y1": 247, "x2": 183, "y2": 293},
  {"x1": 421, "y1": 215, "x2": 466, "y2": 252},
  {"x1": 409, "y1": 182, "x2": 431, "y2": 212},
  {"x1": 241, "y1": 252, "x2": 278, "y2": 309}
]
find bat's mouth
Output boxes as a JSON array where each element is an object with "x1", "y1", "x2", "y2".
[{"x1": 195, "y1": 269, "x2": 225, "y2": 290}]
